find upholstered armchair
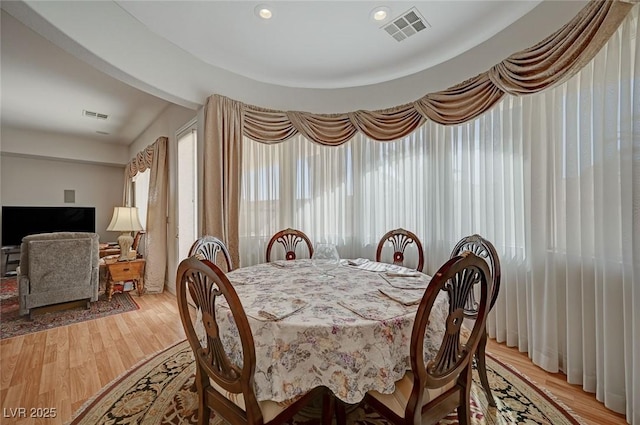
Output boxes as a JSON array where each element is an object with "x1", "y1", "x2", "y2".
[{"x1": 18, "y1": 232, "x2": 100, "y2": 316}]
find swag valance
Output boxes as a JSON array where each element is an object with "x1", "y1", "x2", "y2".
[{"x1": 125, "y1": 142, "x2": 157, "y2": 178}]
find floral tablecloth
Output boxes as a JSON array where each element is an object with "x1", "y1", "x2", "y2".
[{"x1": 216, "y1": 259, "x2": 449, "y2": 404}]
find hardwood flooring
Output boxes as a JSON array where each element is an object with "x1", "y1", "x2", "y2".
[
  {"x1": 0, "y1": 292, "x2": 186, "y2": 425},
  {"x1": 0, "y1": 291, "x2": 628, "y2": 425},
  {"x1": 486, "y1": 339, "x2": 628, "y2": 425}
]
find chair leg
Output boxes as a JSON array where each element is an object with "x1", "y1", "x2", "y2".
[
  {"x1": 198, "y1": 403, "x2": 210, "y2": 425},
  {"x1": 195, "y1": 368, "x2": 210, "y2": 425},
  {"x1": 457, "y1": 366, "x2": 473, "y2": 425},
  {"x1": 322, "y1": 391, "x2": 335, "y2": 425},
  {"x1": 335, "y1": 399, "x2": 347, "y2": 425},
  {"x1": 476, "y1": 331, "x2": 496, "y2": 407}
]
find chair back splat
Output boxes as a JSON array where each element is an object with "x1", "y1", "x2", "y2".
[
  {"x1": 450, "y1": 234, "x2": 501, "y2": 315},
  {"x1": 376, "y1": 228, "x2": 424, "y2": 272},
  {"x1": 189, "y1": 235, "x2": 234, "y2": 272},
  {"x1": 265, "y1": 228, "x2": 313, "y2": 262}
]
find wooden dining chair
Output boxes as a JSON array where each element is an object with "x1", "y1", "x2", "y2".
[
  {"x1": 376, "y1": 228, "x2": 425, "y2": 272},
  {"x1": 188, "y1": 235, "x2": 234, "y2": 272},
  {"x1": 450, "y1": 234, "x2": 501, "y2": 406},
  {"x1": 132, "y1": 231, "x2": 144, "y2": 250},
  {"x1": 132, "y1": 230, "x2": 145, "y2": 257},
  {"x1": 265, "y1": 228, "x2": 313, "y2": 262},
  {"x1": 176, "y1": 256, "x2": 332, "y2": 425},
  {"x1": 363, "y1": 253, "x2": 492, "y2": 425}
]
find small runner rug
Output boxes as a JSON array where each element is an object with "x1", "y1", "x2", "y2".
[
  {"x1": 70, "y1": 340, "x2": 585, "y2": 425},
  {"x1": 0, "y1": 277, "x2": 139, "y2": 340}
]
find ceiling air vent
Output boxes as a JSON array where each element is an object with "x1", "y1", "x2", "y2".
[
  {"x1": 82, "y1": 109, "x2": 109, "y2": 120},
  {"x1": 382, "y1": 7, "x2": 430, "y2": 42}
]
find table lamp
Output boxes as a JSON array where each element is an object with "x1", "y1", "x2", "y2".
[{"x1": 106, "y1": 206, "x2": 144, "y2": 261}]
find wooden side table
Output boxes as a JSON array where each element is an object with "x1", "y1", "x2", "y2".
[
  {"x1": 1, "y1": 245, "x2": 20, "y2": 276},
  {"x1": 104, "y1": 258, "x2": 145, "y2": 301}
]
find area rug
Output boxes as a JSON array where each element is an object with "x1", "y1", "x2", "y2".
[
  {"x1": 0, "y1": 277, "x2": 139, "y2": 340},
  {"x1": 70, "y1": 340, "x2": 585, "y2": 425}
]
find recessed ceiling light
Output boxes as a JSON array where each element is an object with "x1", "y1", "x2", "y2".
[
  {"x1": 371, "y1": 6, "x2": 390, "y2": 22},
  {"x1": 255, "y1": 4, "x2": 273, "y2": 20}
]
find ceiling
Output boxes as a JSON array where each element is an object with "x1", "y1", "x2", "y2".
[
  {"x1": 0, "y1": 8, "x2": 170, "y2": 146},
  {"x1": 0, "y1": 1, "x2": 587, "y2": 147},
  {"x1": 114, "y1": 1, "x2": 542, "y2": 89}
]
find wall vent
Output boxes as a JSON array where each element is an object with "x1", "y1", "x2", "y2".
[
  {"x1": 382, "y1": 7, "x2": 430, "y2": 42},
  {"x1": 64, "y1": 190, "x2": 75, "y2": 203},
  {"x1": 83, "y1": 109, "x2": 109, "y2": 120}
]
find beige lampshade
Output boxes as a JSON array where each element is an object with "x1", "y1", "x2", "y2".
[{"x1": 106, "y1": 207, "x2": 144, "y2": 232}]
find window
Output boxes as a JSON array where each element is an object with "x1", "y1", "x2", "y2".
[
  {"x1": 133, "y1": 170, "x2": 149, "y2": 229},
  {"x1": 177, "y1": 123, "x2": 198, "y2": 260}
]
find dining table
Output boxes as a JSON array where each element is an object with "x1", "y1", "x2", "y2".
[{"x1": 209, "y1": 258, "x2": 450, "y2": 405}]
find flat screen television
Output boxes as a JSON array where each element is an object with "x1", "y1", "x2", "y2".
[{"x1": 1, "y1": 206, "x2": 96, "y2": 246}]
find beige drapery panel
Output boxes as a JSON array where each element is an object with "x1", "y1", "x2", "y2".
[
  {"x1": 123, "y1": 137, "x2": 169, "y2": 293},
  {"x1": 203, "y1": 97, "x2": 243, "y2": 267},
  {"x1": 203, "y1": 0, "x2": 637, "y2": 266}
]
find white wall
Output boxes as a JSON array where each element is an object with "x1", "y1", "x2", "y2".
[
  {"x1": 127, "y1": 103, "x2": 197, "y2": 294},
  {"x1": 0, "y1": 154, "x2": 124, "y2": 243},
  {"x1": 1, "y1": 126, "x2": 129, "y2": 165}
]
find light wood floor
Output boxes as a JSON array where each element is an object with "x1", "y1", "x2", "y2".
[
  {"x1": 0, "y1": 292, "x2": 628, "y2": 425},
  {"x1": 486, "y1": 340, "x2": 627, "y2": 425}
]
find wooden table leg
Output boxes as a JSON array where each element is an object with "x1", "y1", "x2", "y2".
[
  {"x1": 137, "y1": 277, "x2": 144, "y2": 296},
  {"x1": 106, "y1": 279, "x2": 114, "y2": 301}
]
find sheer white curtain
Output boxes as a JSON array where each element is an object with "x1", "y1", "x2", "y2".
[
  {"x1": 239, "y1": 133, "x2": 432, "y2": 265},
  {"x1": 239, "y1": 7, "x2": 638, "y2": 423},
  {"x1": 521, "y1": 7, "x2": 638, "y2": 422},
  {"x1": 133, "y1": 169, "x2": 150, "y2": 230}
]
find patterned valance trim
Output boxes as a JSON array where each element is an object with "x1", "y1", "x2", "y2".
[{"x1": 126, "y1": 136, "x2": 168, "y2": 178}]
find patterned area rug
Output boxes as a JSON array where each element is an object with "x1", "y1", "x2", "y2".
[
  {"x1": 70, "y1": 340, "x2": 585, "y2": 425},
  {"x1": 0, "y1": 277, "x2": 139, "y2": 339}
]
